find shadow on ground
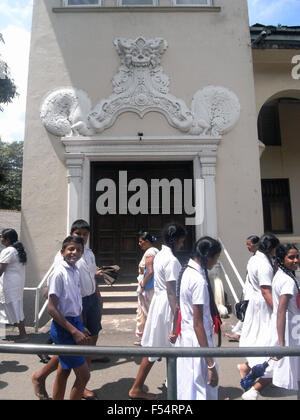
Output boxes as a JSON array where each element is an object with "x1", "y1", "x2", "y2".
[{"x1": 94, "y1": 378, "x2": 167, "y2": 400}]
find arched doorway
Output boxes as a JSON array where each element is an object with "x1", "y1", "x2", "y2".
[{"x1": 258, "y1": 90, "x2": 300, "y2": 236}]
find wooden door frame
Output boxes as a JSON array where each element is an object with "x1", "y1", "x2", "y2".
[{"x1": 62, "y1": 135, "x2": 221, "y2": 240}]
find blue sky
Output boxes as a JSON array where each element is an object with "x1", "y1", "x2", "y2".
[
  {"x1": 248, "y1": 0, "x2": 300, "y2": 26},
  {"x1": 0, "y1": 0, "x2": 300, "y2": 143}
]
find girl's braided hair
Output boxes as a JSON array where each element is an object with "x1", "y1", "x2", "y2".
[
  {"x1": 176, "y1": 237, "x2": 222, "y2": 314},
  {"x1": 162, "y1": 223, "x2": 186, "y2": 254},
  {"x1": 258, "y1": 233, "x2": 280, "y2": 273},
  {"x1": 276, "y1": 243, "x2": 299, "y2": 284}
]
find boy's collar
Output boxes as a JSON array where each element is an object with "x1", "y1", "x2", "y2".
[{"x1": 61, "y1": 259, "x2": 79, "y2": 270}]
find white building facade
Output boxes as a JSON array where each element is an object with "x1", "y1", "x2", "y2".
[{"x1": 22, "y1": 0, "x2": 300, "y2": 320}]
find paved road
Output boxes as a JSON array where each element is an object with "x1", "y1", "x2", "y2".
[{"x1": 0, "y1": 314, "x2": 297, "y2": 400}]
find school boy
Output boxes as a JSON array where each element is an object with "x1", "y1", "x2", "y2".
[
  {"x1": 67, "y1": 219, "x2": 104, "y2": 352},
  {"x1": 32, "y1": 220, "x2": 104, "y2": 400},
  {"x1": 48, "y1": 235, "x2": 90, "y2": 400}
]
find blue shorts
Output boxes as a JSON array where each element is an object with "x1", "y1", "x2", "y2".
[
  {"x1": 82, "y1": 292, "x2": 102, "y2": 337},
  {"x1": 50, "y1": 317, "x2": 86, "y2": 370}
]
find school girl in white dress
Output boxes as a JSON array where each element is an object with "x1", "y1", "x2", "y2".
[
  {"x1": 129, "y1": 223, "x2": 186, "y2": 400},
  {"x1": 271, "y1": 244, "x2": 300, "y2": 391},
  {"x1": 239, "y1": 233, "x2": 280, "y2": 400},
  {"x1": 0, "y1": 228, "x2": 28, "y2": 341},
  {"x1": 173, "y1": 237, "x2": 222, "y2": 400},
  {"x1": 226, "y1": 235, "x2": 260, "y2": 342}
]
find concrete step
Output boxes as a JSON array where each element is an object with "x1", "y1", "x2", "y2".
[
  {"x1": 98, "y1": 283, "x2": 137, "y2": 293},
  {"x1": 101, "y1": 291, "x2": 137, "y2": 303},
  {"x1": 99, "y1": 283, "x2": 138, "y2": 315},
  {"x1": 102, "y1": 301, "x2": 138, "y2": 315}
]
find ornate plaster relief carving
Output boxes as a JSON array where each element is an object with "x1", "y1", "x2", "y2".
[
  {"x1": 40, "y1": 88, "x2": 95, "y2": 137},
  {"x1": 190, "y1": 86, "x2": 241, "y2": 137},
  {"x1": 40, "y1": 36, "x2": 240, "y2": 138}
]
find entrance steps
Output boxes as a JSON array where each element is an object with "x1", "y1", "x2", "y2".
[{"x1": 99, "y1": 282, "x2": 138, "y2": 315}]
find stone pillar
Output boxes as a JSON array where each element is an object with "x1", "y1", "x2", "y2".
[
  {"x1": 193, "y1": 154, "x2": 204, "y2": 240},
  {"x1": 200, "y1": 155, "x2": 218, "y2": 238},
  {"x1": 65, "y1": 154, "x2": 85, "y2": 233}
]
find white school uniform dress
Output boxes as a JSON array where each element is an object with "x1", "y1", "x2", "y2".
[
  {"x1": 54, "y1": 245, "x2": 96, "y2": 298},
  {"x1": 271, "y1": 268, "x2": 300, "y2": 390},
  {"x1": 239, "y1": 251, "x2": 274, "y2": 373},
  {"x1": 0, "y1": 247, "x2": 26, "y2": 324},
  {"x1": 176, "y1": 259, "x2": 218, "y2": 400},
  {"x1": 141, "y1": 245, "x2": 181, "y2": 363}
]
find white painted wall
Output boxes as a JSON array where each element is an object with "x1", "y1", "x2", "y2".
[{"x1": 22, "y1": 0, "x2": 263, "y2": 317}]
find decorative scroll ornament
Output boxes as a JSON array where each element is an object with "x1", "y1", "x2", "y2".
[
  {"x1": 190, "y1": 86, "x2": 241, "y2": 136},
  {"x1": 40, "y1": 37, "x2": 240, "y2": 138},
  {"x1": 40, "y1": 88, "x2": 95, "y2": 137}
]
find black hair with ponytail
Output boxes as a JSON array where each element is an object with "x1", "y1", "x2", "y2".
[
  {"x1": 1, "y1": 229, "x2": 27, "y2": 264},
  {"x1": 162, "y1": 223, "x2": 186, "y2": 254},
  {"x1": 276, "y1": 243, "x2": 299, "y2": 279},
  {"x1": 138, "y1": 231, "x2": 157, "y2": 243},
  {"x1": 247, "y1": 235, "x2": 260, "y2": 245},
  {"x1": 258, "y1": 232, "x2": 280, "y2": 273},
  {"x1": 275, "y1": 244, "x2": 300, "y2": 310}
]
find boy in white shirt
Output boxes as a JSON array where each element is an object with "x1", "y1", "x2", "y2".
[
  {"x1": 32, "y1": 220, "x2": 103, "y2": 400},
  {"x1": 48, "y1": 235, "x2": 90, "y2": 400}
]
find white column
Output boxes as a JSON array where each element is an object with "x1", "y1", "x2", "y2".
[
  {"x1": 66, "y1": 154, "x2": 85, "y2": 233},
  {"x1": 193, "y1": 155, "x2": 204, "y2": 240},
  {"x1": 200, "y1": 155, "x2": 218, "y2": 238}
]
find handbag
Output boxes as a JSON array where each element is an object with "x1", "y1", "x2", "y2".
[
  {"x1": 97, "y1": 265, "x2": 120, "y2": 286},
  {"x1": 234, "y1": 299, "x2": 249, "y2": 322},
  {"x1": 235, "y1": 270, "x2": 252, "y2": 322}
]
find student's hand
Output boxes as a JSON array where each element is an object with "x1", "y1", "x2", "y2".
[
  {"x1": 84, "y1": 327, "x2": 91, "y2": 337},
  {"x1": 96, "y1": 269, "x2": 103, "y2": 277},
  {"x1": 168, "y1": 333, "x2": 177, "y2": 344},
  {"x1": 271, "y1": 344, "x2": 285, "y2": 361},
  {"x1": 72, "y1": 329, "x2": 89, "y2": 346},
  {"x1": 207, "y1": 367, "x2": 218, "y2": 388}
]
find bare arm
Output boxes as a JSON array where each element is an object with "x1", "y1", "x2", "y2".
[
  {"x1": 193, "y1": 304, "x2": 218, "y2": 387},
  {"x1": 48, "y1": 294, "x2": 88, "y2": 345},
  {"x1": 141, "y1": 254, "x2": 155, "y2": 289},
  {"x1": 193, "y1": 305, "x2": 214, "y2": 366},
  {"x1": 277, "y1": 294, "x2": 291, "y2": 347},
  {"x1": 169, "y1": 307, "x2": 180, "y2": 344},
  {"x1": 166, "y1": 280, "x2": 177, "y2": 315},
  {"x1": 260, "y1": 286, "x2": 273, "y2": 310}
]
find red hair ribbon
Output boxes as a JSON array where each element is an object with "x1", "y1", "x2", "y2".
[
  {"x1": 176, "y1": 306, "x2": 182, "y2": 337},
  {"x1": 213, "y1": 315, "x2": 222, "y2": 335}
]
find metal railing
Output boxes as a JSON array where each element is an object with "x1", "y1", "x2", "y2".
[
  {"x1": 24, "y1": 263, "x2": 54, "y2": 333},
  {"x1": 218, "y1": 238, "x2": 244, "y2": 304},
  {"x1": 1, "y1": 343, "x2": 300, "y2": 400}
]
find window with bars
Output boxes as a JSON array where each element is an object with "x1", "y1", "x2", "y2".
[{"x1": 261, "y1": 179, "x2": 293, "y2": 234}]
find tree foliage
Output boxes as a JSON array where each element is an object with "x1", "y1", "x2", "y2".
[
  {"x1": 0, "y1": 140, "x2": 23, "y2": 210},
  {"x1": 0, "y1": 33, "x2": 18, "y2": 111}
]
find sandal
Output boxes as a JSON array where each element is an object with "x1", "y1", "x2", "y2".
[{"x1": 38, "y1": 354, "x2": 52, "y2": 364}]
